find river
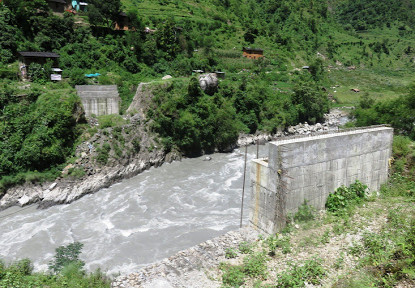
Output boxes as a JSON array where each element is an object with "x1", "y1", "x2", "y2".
[{"x1": 0, "y1": 144, "x2": 268, "y2": 275}]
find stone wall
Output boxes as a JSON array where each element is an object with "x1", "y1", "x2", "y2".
[
  {"x1": 76, "y1": 85, "x2": 120, "y2": 117},
  {"x1": 250, "y1": 126, "x2": 394, "y2": 234}
]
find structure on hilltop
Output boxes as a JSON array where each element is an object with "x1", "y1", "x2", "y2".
[
  {"x1": 18, "y1": 51, "x2": 61, "y2": 81},
  {"x1": 242, "y1": 47, "x2": 264, "y2": 59},
  {"x1": 46, "y1": 0, "x2": 68, "y2": 13}
]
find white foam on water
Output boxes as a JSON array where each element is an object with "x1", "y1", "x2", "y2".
[
  {"x1": 192, "y1": 185, "x2": 223, "y2": 201},
  {"x1": 207, "y1": 224, "x2": 228, "y2": 231},
  {"x1": 119, "y1": 228, "x2": 144, "y2": 237},
  {"x1": 224, "y1": 169, "x2": 243, "y2": 190},
  {"x1": 102, "y1": 218, "x2": 114, "y2": 230}
]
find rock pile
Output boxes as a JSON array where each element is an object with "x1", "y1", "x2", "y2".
[{"x1": 238, "y1": 109, "x2": 348, "y2": 146}]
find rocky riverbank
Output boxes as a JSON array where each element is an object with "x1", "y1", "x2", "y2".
[
  {"x1": 0, "y1": 116, "x2": 181, "y2": 211},
  {"x1": 0, "y1": 109, "x2": 349, "y2": 211},
  {"x1": 111, "y1": 227, "x2": 260, "y2": 288}
]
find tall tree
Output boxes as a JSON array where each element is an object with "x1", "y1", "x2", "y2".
[
  {"x1": 0, "y1": 5, "x2": 17, "y2": 63},
  {"x1": 87, "y1": 0, "x2": 121, "y2": 28}
]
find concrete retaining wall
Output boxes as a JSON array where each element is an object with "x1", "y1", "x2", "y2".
[
  {"x1": 76, "y1": 85, "x2": 120, "y2": 117},
  {"x1": 250, "y1": 126, "x2": 393, "y2": 234}
]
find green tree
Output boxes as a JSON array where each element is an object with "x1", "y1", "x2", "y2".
[
  {"x1": 0, "y1": 5, "x2": 18, "y2": 63},
  {"x1": 174, "y1": 111, "x2": 201, "y2": 154},
  {"x1": 214, "y1": 101, "x2": 239, "y2": 152},
  {"x1": 3, "y1": 0, "x2": 49, "y2": 38},
  {"x1": 87, "y1": 0, "x2": 121, "y2": 28},
  {"x1": 292, "y1": 80, "x2": 329, "y2": 124},
  {"x1": 49, "y1": 242, "x2": 84, "y2": 273},
  {"x1": 186, "y1": 77, "x2": 202, "y2": 105},
  {"x1": 155, "y1": 18, "x2": 180, "y2": 60}
]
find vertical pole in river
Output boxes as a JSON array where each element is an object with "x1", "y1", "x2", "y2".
[
  {"x1": 256, "y1": 140, "x2": 259, "y2": 159},
  {"x1": 240, "y1": 145, "x2": 248, "y2": 228}
]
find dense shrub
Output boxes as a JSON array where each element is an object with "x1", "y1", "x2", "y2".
[
  {"x1": 326, "y1": 180, "x2": 368, "y2": 214},
  {"x1": 353, "y1": 84, "x2": 415, "y2": 140},
  {"x1": 0, "y1": 242, "x2": 110, "y2": 288},
  {"x1": 0, "y1": 90, "x2": 83, "y2": 178},
  {"x1": 277, "y1": 258, "x2": 325, "y2": 287}
]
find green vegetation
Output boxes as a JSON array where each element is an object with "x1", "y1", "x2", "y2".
[
  {"x1": 0, "y1": 242, "x2": 110, "y2": 288},
  {"x1": 352, "y1": 84, "x2": 415, "y2": 139},
  {"x1": 0, "y1": 84, "x2": 85, "y2": 196},
  {"x1": 276, "y1": 258, "x2": 325, "y2": 287},
  {"x1": 326, "y1": 180, "x2": 368, "y2": 214},
  {"x1": 220, "y1": 252, "x2": 268, "y2": 287},
  {"x1": 0, "y1": 0, "x2": 415, "y2": 186},
  {"x1": 293, "y1": 200, "x2": 316, "y2": 222}
]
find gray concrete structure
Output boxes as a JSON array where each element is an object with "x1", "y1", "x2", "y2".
[
  {"x1": 76, "y1": 85, "x2": 120, "y2": 117},
  {"x1": 250, "y1": 126, "x2": 393, "y2": 234}
]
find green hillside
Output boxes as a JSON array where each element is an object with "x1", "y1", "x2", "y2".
[{"x1": 1, "y1": 0, "x2": 415, "y2": 189}]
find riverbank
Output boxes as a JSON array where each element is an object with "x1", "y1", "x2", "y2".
[
  {"x1": 114, "y1": 193, "x2": 414, "y2": 288},
  {"x1": 111, "y1": 226, "x2": 260, "y2": 288},
  {"x1": 0, "y1": 109, "x2": 348, "y2": 211}
]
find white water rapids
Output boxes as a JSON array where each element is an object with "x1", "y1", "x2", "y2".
[{"x1": 0, "y1": 145, "x2": 268, "y2": 275}]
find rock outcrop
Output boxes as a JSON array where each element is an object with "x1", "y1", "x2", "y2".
[
  {"x1": 199, "y1": 73, "x2": 218, "y2": 95},
  {"x1": 0, "y1": 149, "x2": 168, "y2": 211},
  {"x1": 126, "y1": 81, "x2": 170, "y2": 118}
]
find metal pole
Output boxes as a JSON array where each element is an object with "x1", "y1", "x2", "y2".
[
  {"x1": 240, "y1": 145, "x2": 248, "y2": 228},
  {"x1": 256, "y1": 140, "x2": 259, "y2": 159}
]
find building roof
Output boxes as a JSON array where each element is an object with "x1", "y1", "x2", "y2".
[
  {"x1": 47, "y1": 0, "x2": 67, "y2": 3},
  {"x1": 243, "y1": 47, "x2": 264, "y2": 53},
  {"x1": 18, "y1": 51, "x2": 60, "y2": 58}
]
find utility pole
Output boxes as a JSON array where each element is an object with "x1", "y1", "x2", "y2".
[{"x1": 240, "y1": 145, "x2": 248, "y2": 228}]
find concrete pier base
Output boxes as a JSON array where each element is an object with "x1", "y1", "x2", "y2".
[
  {"x1": 250, "y1": 126, "x2": 393, "y2": 234},
  {"x1": 76, "y1": 85, "x2": 120, "y2": 117}
]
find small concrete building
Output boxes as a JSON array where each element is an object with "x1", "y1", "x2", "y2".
[
  {"x1": 76, "y1": 85, "x2": 120, "y2": 117},
  {"x1": 18, "y1": 51, "x2": 60, "y2": 80},
  {"x1": 71, "y1": 0, "x2": 88, "y2": 12},
  {"x1": 242, "y1": 47, "x2": 264, "y2": 59},
  {"x1": 250, "y1": 126, "x2": 393, "y2": 234},
  {"x1": 46, "y1": 0, "x2": 68, "y2": 13},
  {"x1": 115, "y1": 12, "x2": 129, "y2": 31}
]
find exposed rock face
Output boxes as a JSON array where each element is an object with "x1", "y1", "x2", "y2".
[
  {"x1": 127, "y1": 82, "x2": 170, "y2": 118},
  {"x1": 199, "y1": 73, "x2": 218, "y2": 95},
  {"x1": 0, "y1": 111, "x2": 182, "y2": 211},
  {"x1": 0, "y1": 149, "x2": 167, "y2": 210}
]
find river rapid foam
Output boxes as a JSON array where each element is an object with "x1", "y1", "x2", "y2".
[{"x1": 0, "y1": 145, "x2": 267, "y2": 275}]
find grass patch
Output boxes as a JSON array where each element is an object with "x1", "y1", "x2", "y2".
[{"x1": 276, "y1": 258, "x2": 325, "y2": 287}]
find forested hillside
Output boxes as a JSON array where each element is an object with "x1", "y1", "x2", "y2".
[{"x1": 1, "y1": 0, "x2": 415, "y2": 190}]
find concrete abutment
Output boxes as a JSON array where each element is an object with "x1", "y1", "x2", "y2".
[{"x1": 249, "y1": 126, "x2": 394, "y2": 234}]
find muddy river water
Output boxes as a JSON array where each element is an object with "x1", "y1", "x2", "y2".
[{"x1": 0, "y1": 145, "x2": 268, "y2": 275}]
